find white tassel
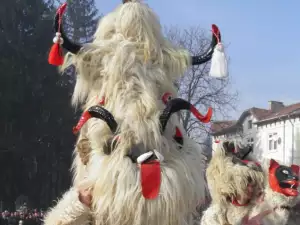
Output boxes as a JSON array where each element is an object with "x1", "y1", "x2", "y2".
[
  {"x1": 137, "y1": 151, "x2": 153, "y2": 164},
  {"x1": 209, "y1": 43, "x2": 228, "y2": 78},
  {"x1": 53, "y1": 32, "x2": 64, "y2": 44}
]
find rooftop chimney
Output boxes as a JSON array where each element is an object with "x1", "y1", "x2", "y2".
[{"x1": 269, "y1": 101, "x2": 284, "y2": 112}]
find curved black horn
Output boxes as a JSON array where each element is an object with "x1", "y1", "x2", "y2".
[
  {"x1": 225, "y1": 141, "x2": 253, "y2": 160},
  {"x1": 223, "y1": 141, "x2": 236, "y2": 154},
  {"x1": 88, "y1": 106, "x2": 118, "y2": 133},
  {"x1": 241, "y1": 145, "x2": 253, "y2": 160},
  {"x1": 159, "y1": 98, "x2": 212, "y2": 133},
  {"x1": 191, "y1": 24, "x2": 221, "y2": 65},
  {"x1": 54, "y1": 10, "x2": 82, "y2": 54}
]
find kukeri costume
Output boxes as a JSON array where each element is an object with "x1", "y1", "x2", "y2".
[
  {"x1": 44, "y1": 1, "x2": 228, "y2": 225},
  {"x1": 216, "y1": 141, "x2": 300, "y2": 225},
  {"x1": 201, "y1": 141, "x2": 265, "y2": 225}
]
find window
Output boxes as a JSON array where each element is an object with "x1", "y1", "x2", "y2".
[
  {"x1": 247, "y1": 138, "x2": 254, "y2": 144},
  {"x1": 274, "y1": 140, "x2": 277, "y2": 150},
  {"x1": 248, "y1": 120, "x2": 252, "y2": 129},
  {"x1": 269, "y1": 140, "x2": 273, "y2": 150},
  {"x1": 268, "y1": 133, "x2": 277, "y2": 150},
  {"x1": 278, "y1": 137, "x2": 282, "y2": 145},
  {"x1": 269, "y1": 134, "x2": 273, "y2": 150}
]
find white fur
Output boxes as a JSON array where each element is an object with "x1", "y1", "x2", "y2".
[
  {"x1": 204, "y1": 141, "x2": 299, "y2": 225},
  {"x1": 201, "y1": 203, "x2": 255, "y2": 225},
  {"x1": 71, "y1": 126, "x2": 87, "y2": 185},
  {"x1": 45, "y1": 1, "x2": 207, "y2": 225},
  {"x1": 43, "y1": 188, "x2": 91, "y2": 225},
  {"x1": 202, "y1": 141, "x2": 264, "y2": 225},
  {"x1": 85, "y1": 133, "x2": 207, "y2": 225}
]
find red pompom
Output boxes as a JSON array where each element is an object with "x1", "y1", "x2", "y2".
[
  {"x1": 48, "y1": 43, "x2": 64, "y2": 66},
  {"x1": 48, "y1": 3, "x2": 67, "y2": 66}
]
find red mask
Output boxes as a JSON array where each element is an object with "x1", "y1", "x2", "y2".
[
  {"x1": 269, "y1": 159, "x2": 299, "y2": 196},
  {"x1": 291, "y1": 164, "x2": 300, "y2": 177}
]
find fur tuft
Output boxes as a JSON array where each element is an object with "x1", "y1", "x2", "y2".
[
  {"x1": 207, "y1": 142, "x2": 264, "y2": 204},
  {"x1": 86, "y1": 136, "x2": 208, "y2": 225},
  {"x1": 62, "y1": 1, "x2": 190, "y2": 110},
  {"x1": 202, "y1": 141, "x2": 265, "y2": 225}
]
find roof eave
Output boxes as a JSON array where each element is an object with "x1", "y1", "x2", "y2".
[
  {"x1": 210, "y1": 125, "x2": 241, "y2": 136},
  {"x1": 254, "y1": 111, "x2": 300, "y2": 125},
  {"x1": 210, "y1": 109, "x2": 252, "y2": 135}
]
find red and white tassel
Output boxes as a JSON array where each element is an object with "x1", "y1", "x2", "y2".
[
  {"x1": 48, "y1": 3, "x2": 67, "y2": 66},
  {"x1": 209, "y1": 27, "x2": 228, "y2": 78},
  {"x1": 48, "y1": 32, "x2": 64, "y2": 66}
]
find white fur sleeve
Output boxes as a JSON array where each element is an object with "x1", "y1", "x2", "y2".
[
  {"x1": 43, "y1": 188, "x2": 91, "y2": 225},
  {"x1": 200, "y1": 205, "x2": 227, "y2": 225}
]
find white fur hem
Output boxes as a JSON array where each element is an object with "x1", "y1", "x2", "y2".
[{"x1": 43, "y1": 188, "x2": 91, "y2": 225}]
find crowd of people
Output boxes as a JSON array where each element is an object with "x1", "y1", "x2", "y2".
[{"x1": 0, "y1": 209, "x2": 43, "y2": 225}]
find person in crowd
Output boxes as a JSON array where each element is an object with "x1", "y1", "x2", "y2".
[
  {"x1": 7, "y1": 213, "x2": 17, "y2": 225},
  {"x1": 0, "y1": 209, "x2": 43, "y2": 225}
]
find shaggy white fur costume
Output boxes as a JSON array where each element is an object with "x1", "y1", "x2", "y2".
[
  {"x1": 213, "y1": 141, "x2": 300, "y2": 225},
  {"x1": 201, "y1": 142, "x2": 265, "y2": 225},
  {"x1": 244, "y1": 159, "x2": 299, "y2": 225},
  {"x1": 43, "y1": 1, "x2": 220, "y2": 225}
]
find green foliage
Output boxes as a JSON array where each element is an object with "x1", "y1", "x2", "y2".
[{"x1": 0, "y1": 0, "x2": 99, "y2": 209}]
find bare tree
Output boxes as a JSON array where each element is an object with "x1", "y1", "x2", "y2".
[{"x1": 165, "y1": 26, "x2": 238, "y2": 142}]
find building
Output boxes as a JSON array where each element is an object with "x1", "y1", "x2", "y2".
[{"x1": 210, "y1": 101, "x2": 300, "y2": 165}]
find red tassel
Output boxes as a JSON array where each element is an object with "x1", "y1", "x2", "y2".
[
  {"x1": 48, "y1": 43, "x2": 64, "y2": 66},
  {"x1": 48, "y1": 3, "x2": 68, "y2": 66}
]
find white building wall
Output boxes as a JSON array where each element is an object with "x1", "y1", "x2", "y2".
[
  {"x1": 252, "y1": 117, "x2": 300, "y2": 165},
  {"x1": 212, "y1": 115, "x2": 300, "y2": 165},
  {"x1": 241, "y1": 115, "x2": 257, "y2": 144},
  {"x1": 212, "y1": 115, "x2": 257, "y2": 154},
  {"x1": 255, "y1": 121, "x2": 285, "y2": 163}
]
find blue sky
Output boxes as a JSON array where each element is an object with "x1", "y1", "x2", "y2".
[{"x1": 95, "y1": 0, "x2": 300, "y2": 118}]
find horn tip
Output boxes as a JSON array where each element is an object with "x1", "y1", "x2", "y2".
[
  {"x1": 57, "y1": 2, "x2": 68, "y2": 15},
  {"x1": 212, "y1": 24, "x2": 219, "y2": 34},
  {"x1": 72, "y1": 126, "x2": 79, "y2": 135}
]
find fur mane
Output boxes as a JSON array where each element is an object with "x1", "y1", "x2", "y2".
[
  {"x1": 207, "y1": 142, "x2": 265, "y2": 205},
  {"x1": 61, "y1": 0, "x2": 191, "y2": 151},
  {"x1": 87, "y1": 137, "x2": 207, "y2": 225},
  {"x1": 61, "y1": 0, "x2": 190, "y2": 110}
]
